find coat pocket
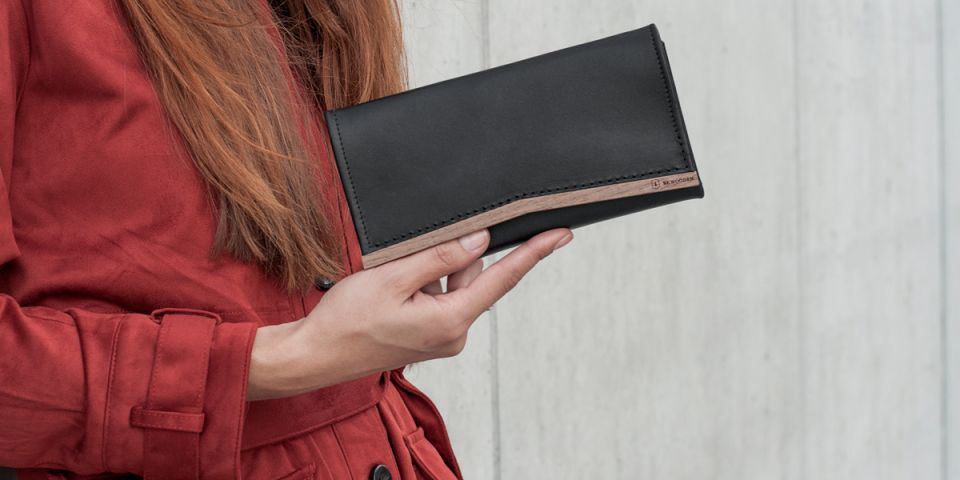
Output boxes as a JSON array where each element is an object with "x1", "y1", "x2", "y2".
[
  {"x1": 403, "y1": 427, "x2": 458, "y2": 480},
  {"x1": 267, "y1": 463, "x2": 317, "y2": 480}
]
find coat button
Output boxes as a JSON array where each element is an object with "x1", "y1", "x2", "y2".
[
  {"x1": 313, "y1": 275, "x2": 335, "y2": 290},
  {"x1": 369, "y1": 464, "x2": 392, "y2": 480}
]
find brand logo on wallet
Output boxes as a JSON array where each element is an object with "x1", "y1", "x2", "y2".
[{"x1": 651, "y1": 174, "x2": 697, "y2": 190}]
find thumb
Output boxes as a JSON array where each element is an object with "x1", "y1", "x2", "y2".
[{"x1": 379, "y1": 229, "x2": 490, "y2": 294}]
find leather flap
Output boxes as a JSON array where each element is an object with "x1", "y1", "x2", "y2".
[{"x1": 325, "y1": 24, "x2": 702, "y2": 267}]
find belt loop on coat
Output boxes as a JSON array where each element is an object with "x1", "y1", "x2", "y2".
[{"x1": 129, "y1": 308, "x2": 221, "y2": 480}]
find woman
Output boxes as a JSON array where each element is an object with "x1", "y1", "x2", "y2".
[{"x1": 0, "y1": 1, "x2": 573, "y2": 479}]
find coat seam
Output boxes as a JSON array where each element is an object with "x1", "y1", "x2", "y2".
[
  {"x1": 100, "y1": 314, "x2": 128, "y2": 472},
  {"x1": 233, "y1": 324, "x2": 258, "y2": 479},
  {"x1": 239, "y1": 390, "x2": 385, "y2": 451},
  {"x1": 330, "y1": 422, "x2": 356, "y2": 480},
  {"x1": 14, "y1": 0, "x2": 33, "y2": 108}
]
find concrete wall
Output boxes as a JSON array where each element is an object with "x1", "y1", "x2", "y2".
[{"x1": 401, "y1": 0, "x2": 958, "y2": 478}]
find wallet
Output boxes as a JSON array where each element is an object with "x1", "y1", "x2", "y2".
[{"x1": 324, "y1": 24, "x2": 703, "y2": 269}]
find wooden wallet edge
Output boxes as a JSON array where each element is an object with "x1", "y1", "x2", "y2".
[{"x1": 359, "y1": 171, "x2": 701, "y2": 269}]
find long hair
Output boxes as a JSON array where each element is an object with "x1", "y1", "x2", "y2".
[{"x1": 117, "y1": 0, "x2": 407, "y2": 292}]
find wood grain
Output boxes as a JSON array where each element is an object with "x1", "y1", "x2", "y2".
[{"x1": 361, "y1": 172, "x2": 701, "y2": 268}]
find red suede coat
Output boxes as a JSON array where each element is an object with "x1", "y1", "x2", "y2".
[{"x1": 0, "y1": 1, "x2": 461, "y2": 479}]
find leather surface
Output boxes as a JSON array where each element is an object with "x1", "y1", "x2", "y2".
[{"x1": 325, "y1": 24, "x2": 703, "y2": 259}]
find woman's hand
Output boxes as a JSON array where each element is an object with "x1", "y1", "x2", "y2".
[{"x1": 247, "y1": 227, "x2": 573, "y2": 401}]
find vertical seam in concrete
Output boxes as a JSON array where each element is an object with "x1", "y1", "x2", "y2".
[
  {"x1": 937, "y1": 0, "x2": 949, "y2": 477},
  {"x1": 489, "y1": 274, "x2": 502, "y2": 480},
  {"x1": 481, "y1": 3, "x2": 501, "y2": 479},
  {"x1": 482, "y1": 0, "x2": 491, "y2": 70},
  {"x1": 792, "y1": 0, "x2": 807, "y2": 478}
]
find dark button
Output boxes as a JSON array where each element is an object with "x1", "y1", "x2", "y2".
[
  {"x1": 369, "y1": 464, "x2": 392, "y2": 480},
  {"x1": 313, "y1": 275, "x2": 336, "y2": 290}
]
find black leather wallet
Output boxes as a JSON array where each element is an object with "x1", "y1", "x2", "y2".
[{"x1": 325, "y1": 24, "x2": 703, "y2": 269}]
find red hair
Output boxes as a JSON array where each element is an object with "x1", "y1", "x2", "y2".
[{"x1": 118, "y1": 0, "x2": 407, "y2": 292}]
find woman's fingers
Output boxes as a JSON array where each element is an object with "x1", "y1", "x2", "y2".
[
  {"x1": 447, "y1": 258, "x2": 484, "y2": 292},
  {"x1": 284, "y1": 227, "x2": 573, "y2": 395},
  {"x1": 421, "y1": 279, "x2": 443, "y2": 295},
  {"x1": 441, "y1": 228, "x2": 572, "y2": 320},
  {"x1": 379, "y1": 229, "x2": 490, "y2": 295},
  {"x1": 419, "y1": 257, "x2": 481, "y2": 296}
]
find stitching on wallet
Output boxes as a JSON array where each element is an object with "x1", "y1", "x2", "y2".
[
  {"x1": 338, "y1": 27, "x2": 692, "y2": 250},
  {"x1": 648, "y1": 27, "x2": 690, "y2": 169},
  {"x1": 370, "y1": 166, "x2": 685, "y2": 248},
  {"x1": 331, "y1": 111, "x2": 371, "y2": 246}
]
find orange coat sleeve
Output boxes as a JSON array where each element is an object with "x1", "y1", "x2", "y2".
[{"x1": 0, "y1": 2, "x2": 258, "y2": 478}]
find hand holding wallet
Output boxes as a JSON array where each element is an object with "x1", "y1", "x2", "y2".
[{"x1": 324, "y1": 24, "x2": 703, "y2": 269}]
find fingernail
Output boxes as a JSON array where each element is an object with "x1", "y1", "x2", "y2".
[
  {"x1": 553, "y1": 233, "x2": 573, "y2": 251},
  {"x1": 458, "y1": 229, "x2": 488, "y2": 251}
]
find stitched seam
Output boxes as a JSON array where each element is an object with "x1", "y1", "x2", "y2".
[
  {"x1": 134, "y1": 410, "x2": 204, "y2": 420},
  {"x1": 194, "y1": 320, "x2": 214, "y2": 408},
  {"x1": 331, "y1": 423, "x2": 356, "y2": 480},
  {"x1": 370, "y1": 166, "x2": 687, "y2": 248},
  {"x1": 141, "y1": 317, "x2": 169, "y2": 480},
  {"x1": 368, "y1": 402, "x2": 393, "y2": 450},
  {"x1": 299, "y1": 463, "x2": 317, "y2": 480},
  {"x1": 131, "y1": 411, "x2": 204, "y2": 432},
  {"x1": 145, "y1": 319, "x2": 169, "y2": 407},
  {"x1": 278, "y1": 463, "x2": 317, "y2": 480},
  {"x1": 193, "y1": 319, "x2": 216, "y2": 478},
  {"x1": 648, "y1": 27, "x2": 690, "y2": 169},
  {"x1": 74, "y1": 305, "x2": 293, "y2": 317},
  {"x1": 233, "y1": 324, "x2": 258, "y2": 477},
  {"x1": 331, "y1": 110, "x2": 370, "y2": 249},
  {"x1": 392, "y1": 373, "x2": 457, "y2": 472},
  {"x1": 14, "y1": 0, "x2": 32, "y2": 108},
  {"x1": 144, "y1": 431, "x2": 154, "y2": 480},
  {"x1": 406, "y1": 433, "x2": 447, "y2": 480},
  {"x1": 194, "y1": 427, "x2": 201, "y2": 478},
  {"x1": 334, "y1": 166, "x2": 357, "y2": 275},
  {"x1": 238, "y1": 391, "x2": 384, "y2": 451},
  {"x1": 100, "y1": 314, "x2": 128, "y2": 472},
  {"x1": 303, "y1": 434, "x2": 334, "y2": 478},
  {"x1": 339, "y1": 28, "x2": 694, "y2": 251},
  {"x1": 324, "y1": 123, "x2": 358, "y2": 276}
]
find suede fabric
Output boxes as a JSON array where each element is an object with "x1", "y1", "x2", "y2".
[{"x1": 0, "y1": 1, "x2": 461, "y2": 478}]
